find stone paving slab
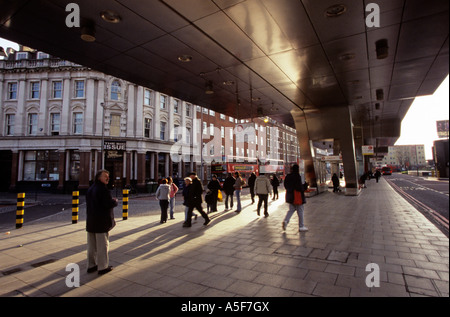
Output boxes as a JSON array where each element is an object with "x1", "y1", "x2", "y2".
[{"x1": 0, "y1": 178, "x2": 448, "y2": 298}]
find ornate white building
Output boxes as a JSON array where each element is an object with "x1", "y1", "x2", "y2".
[{"x1": 0, "y1": 48, "x2": 299, "y2": 193}]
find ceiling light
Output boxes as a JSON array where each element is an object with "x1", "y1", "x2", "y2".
[
  {"x1": 223, "y1": 80, "x2": 235, "y2": 86},
  {"x1": 81, "y1": 25, "x2": 96, "y2": 42},
  {"x1": 376, "y1": 89, "x2": 384, "y2": 101},
  {"x1": 178, "y1": 54, "x2": 192, "y2": 62},
  {"x1": 339, "y1": 53, "x2": 355, "y2": 61},
  {"x1": 375, "y1": 39, "x2": 389, "y2": 59},
  {"x1": 100, "y1": 10, "x2": 121, "y2": 23},
  {"x1": 205, "y1": 80, "x2": 214, "y2": 94},
  {"x1": 325, "y1": 4, "x2": 347, "y2": 17}
]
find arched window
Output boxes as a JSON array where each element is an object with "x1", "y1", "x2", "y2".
[{"x1": 111, "y1": 80, "x2": 121, "y2": 100}]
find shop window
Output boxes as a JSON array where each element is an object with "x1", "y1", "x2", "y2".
[{"x1": 23, "y1": 150, "x2": 59, "y2": 181}]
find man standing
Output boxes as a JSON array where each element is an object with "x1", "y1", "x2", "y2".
[
  {"x1": 86, "y1": 170, "x2": 118, "y2": 275},
  {"x1": 183, "y1": 172, "x2": 210, "y2": 227},
  {"x1": 247, "y1": 172, "x2": 257, "y2": 204},
  {"x1": 254, "y1": 173, "x2": 272, "y2": 217},
  {"x1": 223, "y1": 173, "x2": 235, "y2": 210},
  {"x1": 282, "y1": 164, "x2": 308, "y2": 232}
]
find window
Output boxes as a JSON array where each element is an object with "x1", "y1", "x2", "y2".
[
  {"x1": 28, "y1": 113, "x2": 38, "y2": 135},
  {"x1": 110, "y1": 114, "x2": 121, "y2": 136},
  {"x1": 160, "y1": 95, "x2": 167, "y2": 110},
  {"x1": 111, "y1": 80, "x2": 121, "y2": 100},
  {"x1": 51, "y1": 81, "x2": 62, "y2": 99},
  {"x1": 16, "y1": 52, "x2": 28, "y2": 60},
  {"x1": 144, "y1": 118, "x2": 152, "y2": 138},
  {"x1": 174, "y1": 124, "x2": 180, "y2": 142},
  {"x1": 74, "y1": 80, "x2": 85, "y2": 98},
  {"x1": 30, "y1": 82, "x2": 40, "y2": 99},
  {"x1": 50, "y1": 113, "x2": 60, "y2": 135},
  {"x1": 144, "y1": 89, "x2": 152, "y2": 106},
  {"x1": 23, "y1": 150, "x2": 59, "y2": 181},
  {"x1": 202, "y1": 122, "x2": 207, "y2": 135},
  {"x1": 220, "y1": 114, "x2": 226, "y2": 120},
  {"x1": 160, "y1": 122, "x2": 166, "y2": 140},
  {"x1": 210, "y1": 123, "x2": 214, "y2": 135},
  {"x1": 221, "y1": 126, "x2": 225, "y2": 138},
  {"x1": 6, "y1": 114, "x2": 15, "y2": 135},
  {"x1": 37, "y1": 52, "x2": 49, "y2": 59},
  {"x1": 174, "y1": 99, "x2": 179, "y2": 114},
  {"x1": 7, "y1": 83, "x2": 17, "y2": 100},
  {"x1": 69, "y1": 151, "x2": 80, "y2": 181},
  {"x1": 73, "y1": 112, "x2": 83, "y2": 134},
  {"x1": 186, "y1": 104, "x2": 191, "y2": 117},
  {"x1": 186, "y1": 127, "x2": 191, "y2": 145}
]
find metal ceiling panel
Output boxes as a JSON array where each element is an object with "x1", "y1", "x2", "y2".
[{"x1": 0, "y1": 0, "x2": 447, "y2": 147}]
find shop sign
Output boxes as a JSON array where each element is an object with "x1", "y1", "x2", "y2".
[{"x1": 104, "y1": 140, "x2": 126, "y2": 151}]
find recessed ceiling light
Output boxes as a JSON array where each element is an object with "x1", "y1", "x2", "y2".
[
  {"x1": 325, "y1": 4, "x2": 347, "y2": 17},
  {"x1": 100, "y1": 10, "x2": 122, "y2": 23},
  {"x1": 178, "y1": 54, "x2": 193, "y2": 62},
  {"x1": 81, "y1": 25, "x2": 96, "y2": 42},
  {"x1": 339, "y1": 53, "x2": 355, "y2": 61}
]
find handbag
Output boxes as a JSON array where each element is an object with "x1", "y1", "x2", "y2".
[
  {"x1": 217, "y1": 190, "x2": 223, "y2": 202},
  {"x1": 293, "y1": 190, "x2": 303, "y2": 205}
]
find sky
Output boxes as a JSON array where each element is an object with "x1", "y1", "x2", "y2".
[
  {"x1": 395, "y1": 75, "x2": 449, "y2": 160},
  {"x1": 1, "y1": 38, "x2": 449, "y2": 160}
]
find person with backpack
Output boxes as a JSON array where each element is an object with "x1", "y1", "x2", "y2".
[{"x1": 282, "y1": 164, "x2": 308, "y2": 232}]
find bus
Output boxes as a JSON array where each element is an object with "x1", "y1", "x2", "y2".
[
  {"x1": 381, "y1": 166, "x2": 392, "y2": 175},
  {"x1": 210, "y1": 162, "x2": 259, "y2": 185}
]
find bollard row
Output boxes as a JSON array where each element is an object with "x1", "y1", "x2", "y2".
[{"x1": 14, "y1": 190, "x2": 131, "y2": 228}]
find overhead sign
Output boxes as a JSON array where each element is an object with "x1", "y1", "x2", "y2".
[
  {"x1": 321, "y1": 155, "x2": 342, "y2": 161},
  {"x1": 436, "y1": 120, "x2": 449, "y2": 138},
  {"x1": 362, "y1": 145, "x2": 374, "y2": 155}
]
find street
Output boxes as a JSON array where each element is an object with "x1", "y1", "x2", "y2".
[{"x1": 384, "y1": 173, "x2": 449, "y2": 237}]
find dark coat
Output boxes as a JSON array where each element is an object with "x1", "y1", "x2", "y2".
[
  {"x1": 86, "y1": 181, "x2": 118, "y2": 233},
  {"x1": 284, "y1": 172, "x2": 306, "y2": 205},
  {"x1": 223, "y1": 175, "x2": 236, "y2": 195},
  {"x1": 187, "y1": 177, "x2": 204, "y2": 206},
  {"x1": 207, "y1": 179, "x2": 221, "y2": 204}
]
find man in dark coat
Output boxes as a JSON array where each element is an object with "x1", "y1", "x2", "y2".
[
  {"x1": 282, "y1": 164, "x2": 308, "y2": 232},
  {"x1": 223, "y1": 173, "x2": 236, "y2": 210},
  {"x1": 183, "y1": 172, "x2": 210, "y2": 227},
  {"x1": 247, "y1": 172, "x2": 257, "y2": 204},
  {"x1": 86, "y1": 169, "x2": 118, "y2": 275}
]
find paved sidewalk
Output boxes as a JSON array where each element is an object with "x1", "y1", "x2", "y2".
[{"x1": 0, "y1": 178, "x2": 448, "y2": 297}]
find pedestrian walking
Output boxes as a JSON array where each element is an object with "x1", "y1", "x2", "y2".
[
  {"x1": 182, "y1": 177, "x2": 197, "y2": 222},
  {"x1": 223, "y1": 173, "x2": 235, "y2": 210},
  {"x1": 248, "y1": 172, "x2": 257, "y2": 204},
  {"x1": 271, "y1": 174, "x2": 280, "y2": 200},
  {"x1": 374, "y1": 169, "x2": 381, "y2": 183},
  {"x1": 254, "y1": 173, "x2": 272, "y2": 217},
  {"x1": 207, "y1": 174, "x2": 221, "y2": 212},
  {"x1": 332, "y1": 173, "x2": 340, "y2": 192},
  {"x1": 282, "y1": 164, "x2": 308, "y2": 232},
  {"x1": 167, "y1": 176, "x2": 179, "y2": 219},
  {"x1": 233, "y1": 172, "x2": 246, "y2": 213},
  {"x1": 183, "y1": 172, "x2": 210, "y2": 227},
  {"x1": 86, "y1": 169, "x2": 118, "y2": 275},
  {"x1": 155, "y1": 179, "x2": 170, "y2": 223}
]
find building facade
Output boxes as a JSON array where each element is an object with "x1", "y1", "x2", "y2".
[
  {"x1": 0, "y1": 48, "x2": 300, "y2": 193},
  {"x1": 381, "y1": 145, "x2": 427, "y2": 169}
]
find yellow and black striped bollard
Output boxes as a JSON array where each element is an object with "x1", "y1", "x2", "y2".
[
  {"x1": 123, "y1": 189, "x2": 129, "y2": 220},
  {"x1": 16, "y1": 193, "x2": 25, "y2": 229},
  {"x1": 72, "y1": 191, "x2": 79, "y2": 224}
]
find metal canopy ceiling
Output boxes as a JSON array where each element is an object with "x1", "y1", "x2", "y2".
[{"x1": 1, "y1": 0, "x2": 448, "y2": 148}]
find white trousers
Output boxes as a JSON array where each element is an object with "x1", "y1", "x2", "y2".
[{"x1": 87, "y1": 232, "x2": 110, "y2": 271}]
